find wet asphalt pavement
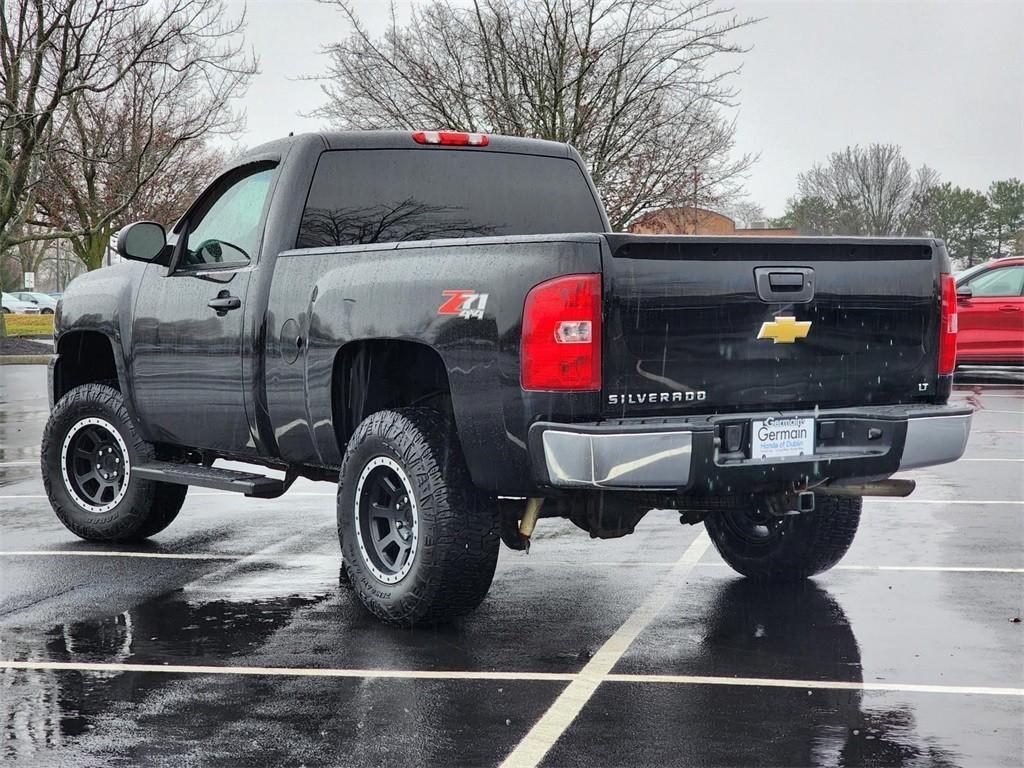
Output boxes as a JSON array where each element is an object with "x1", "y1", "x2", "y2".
[{"x1": 1, "y1": 364, "x2": 1022, "y2": 767}]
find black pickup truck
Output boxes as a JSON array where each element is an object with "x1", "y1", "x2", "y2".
[{"x1": 43, "y1": 130, "x2": 971, "y2": 625}]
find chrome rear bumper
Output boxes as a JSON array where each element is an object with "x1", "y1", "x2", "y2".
[
  {"x1": 898, "y1": 413, "x2": 972, "y2": 470},
  {"x1": 531, "y1": 405, "x2": 972, "y2": 491}
]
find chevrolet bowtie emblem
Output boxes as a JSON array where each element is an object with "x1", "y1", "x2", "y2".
[{"x1": 757, "y1": 316, "x2": 812, "y2": 344}]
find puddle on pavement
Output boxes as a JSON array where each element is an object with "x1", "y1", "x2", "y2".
[
  {"x1": 2, "y1": 574, "x2": 991, "y2": 766},
  {"x1": 568, "y1": 581, "x2": 979, "y2": 767},
  {"x1": 1, "y1": 560, "x2": 338, "y2": 762}
]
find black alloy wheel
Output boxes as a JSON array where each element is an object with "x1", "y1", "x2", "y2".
[
  {"x1": 42, "y1": 383, "x2": 188, "y2": 541},
  {"x1": 354, "y1": 457, "x2": 418, "y2": 583},
  {"x1": 63, "y1": 418, "x2": 129, "y2": 513}
]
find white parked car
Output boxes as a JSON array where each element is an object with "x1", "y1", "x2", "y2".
[
  {"x1": 12, "y1": 291, "x2": 58, "y2": 314},
  {"x1": 2, "y1": 292, "x2": 41, "y2": 314}
]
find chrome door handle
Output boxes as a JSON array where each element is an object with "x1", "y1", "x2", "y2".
[{"x1": 208, "y1": 292, "x2": 241, "y2": 316}]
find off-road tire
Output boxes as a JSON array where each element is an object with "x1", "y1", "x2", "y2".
[
  {"x1": 41, "y1": 383, "x2": 187, "y2": 541},
  {"x1": 705, "y1": 494, "x2": 861, "y2": 581},
  {"x1": 337, "y1": 408, "x2": 500, "y2": 626}
]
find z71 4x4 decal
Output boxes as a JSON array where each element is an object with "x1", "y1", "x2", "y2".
[{"x1": 438, "y1": 290, "x2": 489, "y2": 320}]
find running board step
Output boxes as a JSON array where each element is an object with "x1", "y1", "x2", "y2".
[{"x1": 133, "y1": 462, "x2": 286, "y2": 498}]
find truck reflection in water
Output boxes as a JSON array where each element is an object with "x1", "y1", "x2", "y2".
[
  {"x1": 693, "y1": 580, "x2": 961, "y2": 766},
  {"x1": 1, "y1": 574, "x2": 961, "y2": 765}
]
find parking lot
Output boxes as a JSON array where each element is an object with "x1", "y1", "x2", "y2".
[{"x1": 1, "y1": 364, "x2": 1021, "y2": 767}]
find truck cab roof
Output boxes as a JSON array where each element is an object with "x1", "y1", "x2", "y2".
[{"x1": 243, "y1": 130, "x2": 573, "y2": 162}]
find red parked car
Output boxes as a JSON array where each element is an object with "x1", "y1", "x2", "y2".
[{"x1": 955, "y1": 257, "x2": 1024, "y2": 365}]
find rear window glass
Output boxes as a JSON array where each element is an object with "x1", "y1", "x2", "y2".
[{"x1": 296, "y1": 149, "x2": 604, "y2": 249}]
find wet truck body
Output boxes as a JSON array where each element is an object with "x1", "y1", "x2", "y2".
[{"x1": 45, "y1": 131, "x2": 971, "y2": 625}]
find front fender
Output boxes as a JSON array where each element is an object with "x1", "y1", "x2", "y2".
[{"x1": 51, "y1": 262, "x2": 146, "y2": 425}]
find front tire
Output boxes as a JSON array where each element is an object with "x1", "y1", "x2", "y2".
[
  {"x1": 705, "y1": 494, "x2": 861, "y2": 581},
  {"x1": 41, "y1": 384, "x2": 187, "y2": 542},
  {"x1": 338, "y1": 408, "x2": 500, "y2": 626}
]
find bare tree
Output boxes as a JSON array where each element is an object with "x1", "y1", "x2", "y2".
[
  {"x1": 315, "y1": 0, "x2": 758, "y2": 230},
  {"x1": 33, "y1": 14, "x2": 252, "y2": 271},
  {"x1": 793, "y1": 144, "x2": 938, "y2": 236},
  {"x1": 723, "y1": 199, "x2": 765, "y2": 228},
  {"x1": 0, "y1": 0, "x2": 256, "y2": 265}
]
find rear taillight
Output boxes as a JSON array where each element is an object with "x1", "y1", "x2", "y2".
[
  {"x1": 412, "y1": 130, "x2": 489, "y2": 146},
  {"x1": 938, "y1": 273, "x2": 958, "y2": 375},
  {"x1": 521, "y1": 274, "x2": 601, "y2": 391}
]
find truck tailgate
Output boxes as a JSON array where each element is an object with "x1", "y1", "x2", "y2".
[{"x1": 602, "y1": 235, "x2": 945, "y2": 416}]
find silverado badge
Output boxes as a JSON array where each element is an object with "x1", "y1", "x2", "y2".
[{"x1": 757, "y1": 316, "x2": 811, "y2": 344}]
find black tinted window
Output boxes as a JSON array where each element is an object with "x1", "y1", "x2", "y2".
[{"x1": 296, "y1": 149, "x2": 604, "y2": 249}]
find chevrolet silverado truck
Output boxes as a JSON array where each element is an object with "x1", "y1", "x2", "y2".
[{"x1": 43, "y1": 130, "x2": 972, "y2": 625}]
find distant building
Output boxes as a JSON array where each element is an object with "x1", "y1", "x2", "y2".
[{"x1": 629, "y1": 206, "x2": 798, "y2": 237}]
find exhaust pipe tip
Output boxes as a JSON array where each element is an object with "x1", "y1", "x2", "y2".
[{"x1": 824, "y1": 479, "x2": 917, "y2": 498}]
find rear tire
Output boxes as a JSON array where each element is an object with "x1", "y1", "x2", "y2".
[
  {"x1": 705, "y1": 494, "x2": 861, "y2": 581},
  {"x1": 337, "y1": 408, "x2": 499, "y2": 626},
  {"x1": 41, "y1": 384, "x2": 187, "y2": 542}
]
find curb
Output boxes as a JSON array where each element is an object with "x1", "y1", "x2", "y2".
[{"x1": 0, "y1": 355, "x2": 51, "y2": 365}]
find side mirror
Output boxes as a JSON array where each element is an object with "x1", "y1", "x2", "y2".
[
  {"x1": 116, "y1": 221, "x2": 166, "y2": 263},
  {"x1": 956, "y1": 284, "x2": 973, "y2": 299}
]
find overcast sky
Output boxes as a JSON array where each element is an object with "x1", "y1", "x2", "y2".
[{"x1": 229, "y1": 0, "x2": 1023, "y2": 217}]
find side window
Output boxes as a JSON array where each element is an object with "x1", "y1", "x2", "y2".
[
  {"x1": 967, "y1": 265, "x2": 1024, "y2": 298},
  {"x1": 179, "y1": 165, "x2": 276, "y2": 269}
]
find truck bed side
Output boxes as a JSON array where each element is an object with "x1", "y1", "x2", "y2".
[{"x1": 263, "y1": 234, "x2": 604, "y2": 493}]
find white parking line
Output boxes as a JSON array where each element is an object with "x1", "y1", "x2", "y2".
[
  {"x1": 5, "y1": 458, "x2": 1023, "y2": 469},
  {"x1": 0, "y1": 660, "x2": 574, "y2": 682},
  {"x1": 692, "y1": 562, "x2": 1024, "y2": 574},
  {"x1": 0, "y1": 661, "x2": 1018, "y2": 698},
  {"x1": 604, "y1": 673, "x2": 1024, "y2": 697},
  {"x1": 500, "y1": 532, "x2": 711, "y2": 768},
  {"x1": 959, "y1": 458, "x2": 1024, "y2": 462},
  {"x1": 3, "y1": 493, "x2": 1023, "y2": 505},
  {"x1": 0, "y1": 550, "x2": 1021, "y2": 574},
  {"x1": 876, "y1": 499, "x2": 1024, "y2": 505},
  {"x1": 959, "y1": 391, "x2": 1020, "y2": 397},
  {"x1": 953, "y1": 391, "x2": 1024, "y2": 397},
  {"x1": 0, "y1": 549, "x2": 250, "y2": 561}
]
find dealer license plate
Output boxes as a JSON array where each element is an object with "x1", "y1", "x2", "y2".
[{"x1": 750, "y1": 417, "x2": 815, "y2": 460}]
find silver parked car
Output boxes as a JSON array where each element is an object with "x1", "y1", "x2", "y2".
[
  {"x1": 2, "y1": 292, "x2": 42, "y2": 314},
  {"x1": 11, "y1": 291, "x2": 58, "y2": 314}
]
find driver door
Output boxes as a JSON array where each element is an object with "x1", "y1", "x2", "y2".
[
  {"x1": 958, "y1": 263, "x2": 1024, "y2": 360},
  {"x1": 130, "y1": 163, "x2": 276, "y2": 453}
]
